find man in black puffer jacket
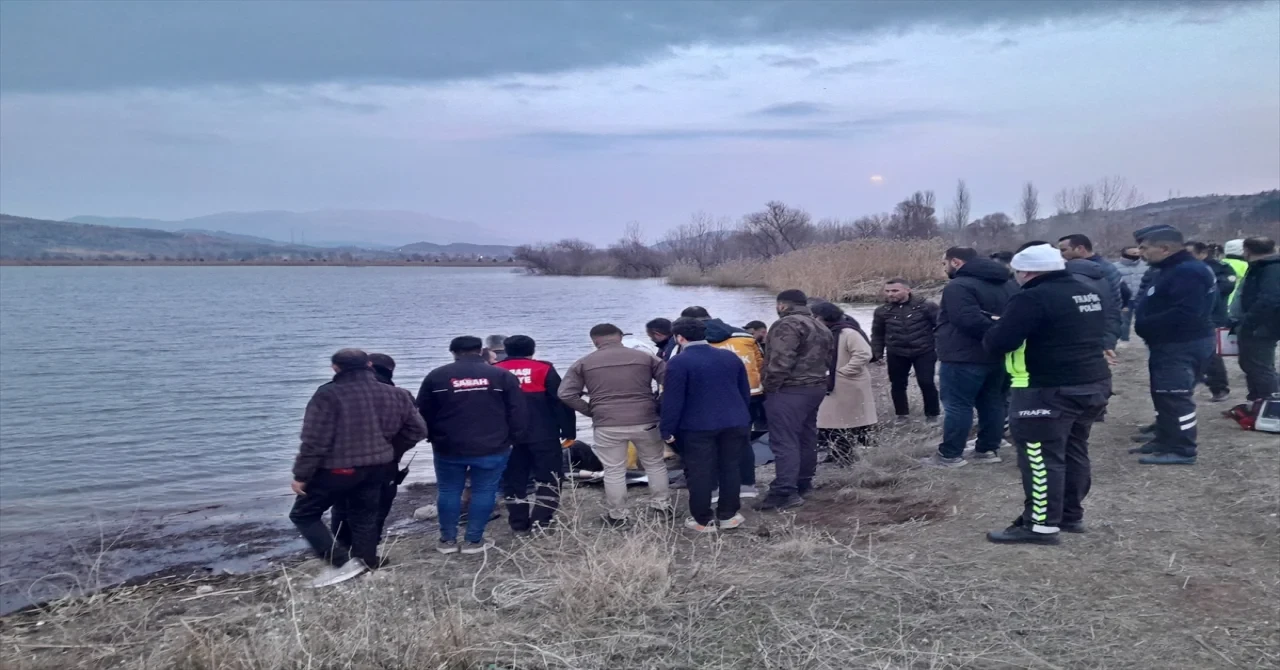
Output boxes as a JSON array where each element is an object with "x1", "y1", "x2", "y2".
[
  {"x1": 1186, "y1": 241, "x2": 1238, "y2": 402},
  {"x1": 926, "y1": 248, "x2": 1018, "y2": 468},
  {"x1": 871, "y1": 278, "x2": 940, "y2": 420}
]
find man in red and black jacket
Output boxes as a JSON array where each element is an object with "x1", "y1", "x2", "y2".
[{"x1": 494, "y1": 335, "x2": 577, "y2": 532}]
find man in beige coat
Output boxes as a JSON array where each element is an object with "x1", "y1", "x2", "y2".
[
  {"x1": 812, "y1": 302, "x2": 878, "y2": 463},
  {"x1": 559, "y1": 323, "x2": 670, "y2": 527}
]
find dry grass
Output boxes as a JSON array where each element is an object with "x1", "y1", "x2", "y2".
[
  {"x1": 3, "y1": 356, "x2": 1278, "y2": 669},
  {"x1": 762, "y1": 239, "x2": 948, "y2": 301},
  {"x1": 665, "y1": 260, "x2": 767, "y2": 288}
]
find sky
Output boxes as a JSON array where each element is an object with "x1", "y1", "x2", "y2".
[{"x1": 1, "y1": 0, "x2": 1278, "y2": 245}]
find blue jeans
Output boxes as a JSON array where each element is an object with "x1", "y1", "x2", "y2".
[
  {"x1": 1148, "y1": 338, "x2": 1214, "y2": 457},
  {"x1": 938, "y1": 362, "x2": 1009, "y2": 459},
  {"x1": 433, "y1": 450, "x2": 511, "y2": 543}
]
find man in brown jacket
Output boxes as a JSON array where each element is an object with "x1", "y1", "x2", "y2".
[
  {"x1": 559, "y1": 323, "x2": 669, "y2": 526},
  {"x1": 757, "y1": 290, "x2": 834, "y2": 511},
  {"x1": 290, "y1": 349, "x2": 427, "y2": 587}
]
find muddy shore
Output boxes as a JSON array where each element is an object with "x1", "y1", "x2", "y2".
[{"x1": 2, "y1": 351, "x2": 1277, "y2": 669}]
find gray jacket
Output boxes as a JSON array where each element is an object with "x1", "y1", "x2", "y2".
[
  {"x1": 1115, "y1": 257, "x2": 1147, "y2": 304},
  {"x1": 559, "y1": 342, "x2": 666, "y2": 428}
]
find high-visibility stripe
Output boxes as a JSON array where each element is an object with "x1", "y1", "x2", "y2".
[
  {"x1": 1005, "y1": 344, "x2": 1030, "y2": 389},
  {"x1": 1180, "y1": 420, "x2": 1197, "y2": 431},
  {"x1": 1026, "y1": 441, "x2": 1048, "y2": 524},
  {"x1": 1179, "y1": 411, "x2": 1196, "y2": 422}
]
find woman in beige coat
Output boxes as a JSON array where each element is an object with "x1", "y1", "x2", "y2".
[{"x1": 812, "y1": 302, "x2": 878, "y2": 464}]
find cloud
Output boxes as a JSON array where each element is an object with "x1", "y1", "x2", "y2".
[
  {"x1": 492, "y1": 82, "x2": 566, "y2": 93},
  {"x1": 814, "y1": 59, "x2": 901, "y2": 76},
  {"x1": 134, "y1": 130, "x2": 232, "y2": 147},
  {"x1": 761, "y1": 55, "x2": 820, "y2": 69},
  {"x1": 753, "y1": 101, "x2": 828, "y2": 117},
  {"x1": 1, "y1": 1, "x2": 1246, "y2": 92},
  {"x1": 516, "y1": 127, "x2": 839, "y2": 151},
  {"x1": 991, "y1": 38, "x2": 1020, "y2": 51}
]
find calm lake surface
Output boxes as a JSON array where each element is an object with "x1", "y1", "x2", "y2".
[{"x1": 0, "y1": 266, "x2": 879, "y2": 611}]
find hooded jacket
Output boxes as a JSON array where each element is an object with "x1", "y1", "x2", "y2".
[
  {"x1": 936, "y1": 258, "x2": 1018, "y2": 364},
  {"x1": 494, "y1": 357, "x2": 577, "y2": 444},
  {"x1": 1223, "y1": 256, "x2": 1249, "y2": 305},
  {"x1": 1084, "y1": 254, "x2": 1124, "y2": 316},
  {"x1": 1066, "y1": 259, "x2": 1122, "y2": 351},
  {"x1": 1115, "y1": 257, "x2": 1147, "y2": 305},
  {"x1": 762, "y1": 305, "x2": 834, "y2": 393},
  {"x1": 417, "y1": 355, "x2": 528, "y2": 458},
  {"x1": 871, "y1": 294, "x2": 939, "y2": 360},
  {"x1": 1134, "y1": 250, "x2": 1216, "y2": 345},
  {"x1": 984, "y1": 271, "x2": 1110, "y2": 389},
  {"x1": 704, "y1": 318, "x2": 767, "y2": 395},
  {"x1": 1236, "y1": 254, "x2": 1280, "y2": 339}
]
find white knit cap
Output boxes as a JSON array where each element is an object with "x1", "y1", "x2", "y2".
[
  {"x1": 1011, "y1": 244, "x2": 1066, "y2": 272},
  {"x1": 1224, "y1": 239, "x2": 1245, "y2": 256}
]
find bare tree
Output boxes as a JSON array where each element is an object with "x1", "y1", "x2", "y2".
[
  {"x1": 1054, "y1": 188, "x2": 1075, "y2": 215},
  {"x1": 887, "y1": 191, "x2": 939, "y2": 239},
  {"x1": 608, "y1": 222, "x2": 666, "y2": 277},
  {"x1": 740, "y1": 201, "x2": 814, "y2": 258},
  {"x1": 664, "y1": 211, "x2": 728, "y2": 271},
  {"x1": 966, "y1": 212, "x2": 1017, "y2": 249},
  {"x1": 853, "y1": 213, "x2": 890, "y2": 238},
  {"x1": 1076, "y1": 183, "x2": 1097, "y2": 213},
  {"x1": 946, "y1": 179, "x2": 971, "y2": 229},
  {"x1": 1019, "y1": 181, "x2": 1039, "y2": 225}
]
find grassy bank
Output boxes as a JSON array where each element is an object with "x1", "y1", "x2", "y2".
[
  {"x1": 665, "y1": 239, "x2": 947, "y2": 301},
  {"x1": 0, "y1": 260, "x2": 525, "y2": 268},
  {"x1": 3, "y1": 354, "x2": 1276, "y2": 669}
]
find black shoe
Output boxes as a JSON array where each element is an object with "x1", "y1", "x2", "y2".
[
  {"x1": 754, "y1": 493, "x2": 805, "y2": 512},
  {"x1": 1127, "y1": 441, "x2": 1159, "y2": 455},
  {"x1": 509, "y1": 524, "x2": 532, "y2": 534},
  {"x1": 1210, "y1": 390, "x2": 1231, "y2": 403},
  {"x1": 797, "y1": 480, "x2": 813, "y2": 496},
  {"x1": 987, "y1": 525, "x2": 1061, "y2": 545},
  {"x1": 1059, "y1": 521, "x2": 1086, "y2": 534}
]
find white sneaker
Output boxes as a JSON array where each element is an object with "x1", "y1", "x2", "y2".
[
  {"x1": 684, "y1": 517, "x2": 717, "y2": 533},
  {"x1": 461, "y1": 540, "x2": 494, "y2": 555},
  {"x1": 309, "y1": 560, "x2": 367, "y2": 588},
  {"x1": 718, "y1": 513, "x2": 746, "y2": 530}
]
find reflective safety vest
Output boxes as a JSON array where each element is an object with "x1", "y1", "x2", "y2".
[
  {"x1": 1224, "y1": 257, "x2": 1248, "y2": 304},
  {"x1": 1006, "y1": 343, "x2": 1029, "y2": 389}
]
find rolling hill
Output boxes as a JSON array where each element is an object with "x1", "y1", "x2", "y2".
[{"x1": 67, "y1": 209, "x2": 511, "y2": 248}]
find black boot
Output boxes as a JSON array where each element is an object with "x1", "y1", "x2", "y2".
[
  {"x1": 1127, "y1": 441, "x2": 1159, "y2": 455},
  {"x1": 1059, "y1": 521, "x2": 1086, "y2": 534},
  {"x1": 987, "y1": 525, "x2": 1061, "y2": 545}
]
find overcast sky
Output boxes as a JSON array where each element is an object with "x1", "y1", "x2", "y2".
[{"x1": 1, "y1": 0, "x2": 1277, "y2": 244}]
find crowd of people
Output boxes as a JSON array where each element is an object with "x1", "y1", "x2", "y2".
[{"x1": 286, "y1": 229, "x2": 1280, "y2": 586}]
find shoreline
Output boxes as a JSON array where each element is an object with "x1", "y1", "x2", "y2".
[{"x1": 0, "y1": 260, "x2": 526, "y2": 268}]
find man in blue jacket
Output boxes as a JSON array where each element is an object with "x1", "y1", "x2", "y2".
[
  {"x1": 660, "y1": 317, "x2": 752, "y2": 533},
  {"x1": 1059, "y1": 234, "x2": 1124, "y2": 328},
  {"x1": 1132, "y1": 228, "x2": 1216, "y2": 465}
]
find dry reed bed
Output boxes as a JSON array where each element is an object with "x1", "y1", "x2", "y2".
[{"x1": 762, "y1": 239, "x2": 948, "y2": 302}]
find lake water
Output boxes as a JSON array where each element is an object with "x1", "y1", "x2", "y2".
[{"x1": 0, "y1": 266, "x2": 878, "y2": 612}]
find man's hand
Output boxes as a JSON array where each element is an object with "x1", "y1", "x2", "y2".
[
  {"x1": 561, "y1": 439, "x2": 576, "y2": 449},
  {"x1": 871, "y1": 357, "x2": 884, "y2": 366},
  {"x1": 291, "y1": 480, "x2": 307, "y2": 496},
  {"x1": 1104, "y1": 350, "x2": 1118, "y2": 366},
  {"x1": 663, "y1": 435, "x2": 676, "y2": 445}
]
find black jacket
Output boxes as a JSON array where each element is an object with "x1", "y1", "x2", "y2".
[
  {"x1": 936, "y1": 258, "x2": 1018, "y2": 364},
  {"x1": 1135, "y1": 250, "x2": 1216, "y2": 345},
  {"x1": 1066, "y1": 259, "x2": 1122, "y2": 351},
  {"x1": 1237, "y1": 254, "x2": 1280, "y2": 339},
  {"x1": 1204, "y1": 258, "x2": 1238, "y2": 328},
  {"x1": 417, "y1": 355, "x2": 528, "y2": 458},
  {"x1": 494, "y1": 357, "x2": 577, "y2": 444},
  {"x1": 983, "y1": 271, "x2": 1111, "y2": 388},
  {"x1": 871, "y1": 295, "x2": 939, "y2": 360}
]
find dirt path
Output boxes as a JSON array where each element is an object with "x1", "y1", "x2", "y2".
[{"x1": 2, "y1": 351, "x2": 1276, "y2": 669}]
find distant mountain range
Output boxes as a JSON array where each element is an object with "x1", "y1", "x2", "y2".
[
  {"x1": 0, "y1": 214, "x2": 515, "y2": 260},
  {"x1": 66, "y1": 209, "x2": 512, "y2": 249}
]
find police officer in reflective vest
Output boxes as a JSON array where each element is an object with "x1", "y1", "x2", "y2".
[{"x1": 982, "y1": 244, "x2": 1112, "y2": 545}]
